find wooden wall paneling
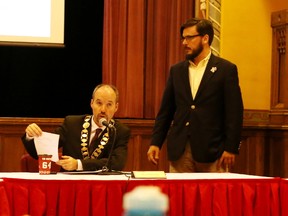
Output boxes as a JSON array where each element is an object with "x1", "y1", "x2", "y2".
[
  {"x1": 124, "y1": 134, "x2": 175, "y2": 172},
  {"x1": 235, "y1": 130, "x2": 267, "y2": 176},
  {"x1": 124, "y1": 134, "x2": 150, "y2": 171},
  {"x1": 133, "y1": 135, "x2": 152, "y2": 171},
  {"x1": 125, "y1": 119, "x2": 170, "y2": 171},
  {"x1": 281, "y1": 133, "x2": 288, "y2": 177},
  {"x1": 0, "y1": 119, "x2": 28, "y2": 172},
  {"x1": 253, "y1": 131, "x2": 268, "y2": 176},
  {"x1": 267, "y1": 130, "x2": 288, "y2": 177},
  {"x1": 0, "y1": 117, "x2": 62, "y2": 172},
  {"x1": 124, "y1": 119, "x2": 152, "y2": 171},
  {"x1": 1, "y1": 136, "x2": 25, "y2": 172},
  {"x1": 281, "y1": 132, "x2": 288, "y2": 177},
  {"x1": 132, "y1": 136, "x2": 169, "y2": 172},
  {"x1": 123, "y1": 134, "x2": 137, "y2": 171},
  {"x1": 267, "y1": 130, "x2": 281, "y2": 177}
]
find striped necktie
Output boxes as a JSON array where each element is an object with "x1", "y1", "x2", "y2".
[{"x1": 89, "y1": 128, "x2": 102, "y2": 155}]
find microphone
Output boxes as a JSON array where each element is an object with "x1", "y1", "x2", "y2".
[
  {"x1": 99, "y1": 118, "x2": 114, "y2": 129},
  {"x1": 97, "y1": 125, "x2": 122, "y2": 175}
]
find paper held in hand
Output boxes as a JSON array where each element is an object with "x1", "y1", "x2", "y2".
[{"x1": 34, "y1": 132, "x2": 60, "y2": 162}]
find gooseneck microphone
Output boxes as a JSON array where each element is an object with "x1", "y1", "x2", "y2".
[
  {"x1": 97, "y1": 118, "x2": 122, "y2": 175},
  {"x1": 99, "y1": 118, "x2": 115, "y2": 129}
]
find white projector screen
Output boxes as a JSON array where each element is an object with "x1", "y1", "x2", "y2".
[{"x1": 0, "y1": 0, "x2": 65, "y2": 47}]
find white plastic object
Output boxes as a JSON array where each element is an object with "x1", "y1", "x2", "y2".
[{"x1": 123, "y1": 185, "x2": 169, "y2": 216}]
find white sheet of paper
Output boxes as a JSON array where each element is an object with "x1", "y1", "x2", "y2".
[{"x1": 34, "y1": 132, "x2": 60, "y2": 162}]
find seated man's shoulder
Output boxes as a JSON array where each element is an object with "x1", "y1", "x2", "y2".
[
  {"x1": 114, "y1": 119, "x2": 131, "y2": 133},
  {"x1": 64, "y1": 114, "x2": 88, "y2": 123}
]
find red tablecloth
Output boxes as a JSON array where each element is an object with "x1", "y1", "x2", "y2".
[
  {"x1": 280, "y1": 178, "x2": 288, "y2": 216},
  {"x1": 0, "y1": 174, "x2": 283, "y2": 216},
  {"x1": 126, "y1": 178, "x2": 280, "y2": 216},
  {"x1": 1, "y1": 178, "x2": 127, "y2": 216},
  {"x1": 0, "y1": 180, "x2": 10, "y2": 216}
]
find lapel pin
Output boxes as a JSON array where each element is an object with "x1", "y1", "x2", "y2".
[{"x1": 210, "y1": 67, "x2": 217, "y2": 73}]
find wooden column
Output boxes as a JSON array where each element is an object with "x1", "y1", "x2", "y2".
[{"x1": 270, "y1": 9, "x2": 288, "y2": 125}]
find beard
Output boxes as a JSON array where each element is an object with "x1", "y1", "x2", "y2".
[{"x1": 185, "y1": 44, "x2": 204, "y2": 61}]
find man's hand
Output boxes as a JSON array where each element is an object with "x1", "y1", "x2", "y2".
[
  {"x1": 25, "y1": 123, "x2": 43, "y2": 137},
  {"x1": 147, "y1": 145, "x2": 160, "y2": 165},
  {"x1": 217, "y1": 151, "x2": 236, "y2": 172},
  {"x1": 56, "y1": 155, "x2": 78, "y2": 171}
]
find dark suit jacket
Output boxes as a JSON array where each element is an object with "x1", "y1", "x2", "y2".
[
  {"x1": 151, "y1": 54, "x2": 244, "y2": 163},
  {"x1": 22, "y1": 115, "x2": 131, "y2": 171}
]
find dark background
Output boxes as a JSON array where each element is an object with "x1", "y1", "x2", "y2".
[{"x1": 0, "y1": 1, "x2": 104, "y2": 118}]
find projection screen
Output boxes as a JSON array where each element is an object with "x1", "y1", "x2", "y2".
[{"x1": 0, "y1": 0, "x2": 65, "y2": 47}]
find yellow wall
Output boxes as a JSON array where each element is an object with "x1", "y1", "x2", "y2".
[{"x1": 221, "y1": 0, "x2": 288, "y2": 110}]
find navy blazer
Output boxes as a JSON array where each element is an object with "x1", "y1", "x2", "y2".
[
  {"x1": 151, "y1": 54, "x2": 244, "y2": 163},
  {"x1": 22, "y1": 115, "x2": 131, "y2": 171}
]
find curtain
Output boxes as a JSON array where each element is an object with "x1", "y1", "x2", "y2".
[{"x1": 103, "y1": 0, "x2": 195, "y2": 118}]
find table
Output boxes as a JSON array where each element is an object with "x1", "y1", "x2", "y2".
[
  {"x1": 280, "y1": 178, "x2": 288, "y2": 216},
  {"x1": 0, "y1": 173, "x2": 129, "y2": 216},
  {"x1": 0, "y1": 172, "x2": 282, "y2": 216}
]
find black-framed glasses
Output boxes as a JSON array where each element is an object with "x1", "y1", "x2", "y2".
[{"x1": 181, "y1": 34, "x2": 202, "y2": 42}]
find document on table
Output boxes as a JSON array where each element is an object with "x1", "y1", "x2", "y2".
[{"x1": 34, "y1": 132, "x2": 60, "y2": 162}]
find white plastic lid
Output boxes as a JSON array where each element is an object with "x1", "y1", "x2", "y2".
[{"x1": 123, "y1": 186, "x2": 169, "y2": 211}]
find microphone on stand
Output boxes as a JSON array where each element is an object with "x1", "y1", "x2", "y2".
[
  {"x1": 97, "y1": 118, "x2": 122, "y2": 175},
  {"x1": 99, "y1": 118, "x2": 115, "y2": 129}
]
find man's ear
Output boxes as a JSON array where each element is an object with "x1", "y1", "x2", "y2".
[
  {"x1": 90, "y1": 99, "x2": 94, "y2": 108},
  {"x1": 203, "y1": 34, "x2": 209, "y2": 44},
  {"x1": 115, "y1": 102, "x2": 119, "y2": 112}
]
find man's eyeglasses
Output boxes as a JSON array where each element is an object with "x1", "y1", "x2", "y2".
[{"x1": 181, "y1": 34, "x2": 202, "y2": 42}]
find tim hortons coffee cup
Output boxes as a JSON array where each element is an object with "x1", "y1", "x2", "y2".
[{"x1": 38, "y1": 154, "x2": 52, "y2": 174}]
